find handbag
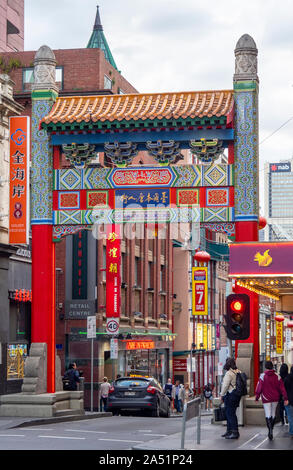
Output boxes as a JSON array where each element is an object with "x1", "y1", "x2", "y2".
[{"x1": 214, "y1": 404, "x2": 227, "y2": 422}]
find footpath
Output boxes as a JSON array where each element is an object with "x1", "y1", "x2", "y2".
[{"x1": 133, "y1": 411, "x2": 293, "y2": 451}]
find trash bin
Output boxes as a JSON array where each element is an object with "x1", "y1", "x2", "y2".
[
  {"x1": 78, "y1": 376, "x2": 85, "y2": 392},
  {"x1": 236, "y1": 396, "x2": 244, "y2": 426}
]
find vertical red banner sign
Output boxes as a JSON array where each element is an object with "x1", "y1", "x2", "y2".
[
  {"x1": 106, "y1": 225, "x2": 121, "y2": 319},
  {"x1": 9, "y1": 116, "x2": 30, "y2": 245},
  {"x1": 192, "y1": 267, "x2": 208, "y2": 315}
]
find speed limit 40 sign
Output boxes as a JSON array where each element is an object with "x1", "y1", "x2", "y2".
[{"x1": 106, "y1": 318, "x2": 120, "y2": 335}]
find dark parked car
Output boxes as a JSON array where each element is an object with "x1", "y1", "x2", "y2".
[{"x1": 107, "y1": 376, "x2": 171, "y2": 417}]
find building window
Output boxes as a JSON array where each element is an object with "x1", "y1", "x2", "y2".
[
  {"x1": 104, "y1": 75, "x2": 112, "y2": 90},
  {"x1": 22, "y1": 66, "x2": 63, "y2": 91},
  {"x1": 134, "y1": 257, "x2": 140, "y2": 287},
  {"x1": 148, "y1": 262, "x2": 153, "y2": 289}
]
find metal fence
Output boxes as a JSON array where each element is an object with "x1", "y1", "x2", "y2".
[{"x1": 181, "y1": 397, "x2": 201, "y2": 449}]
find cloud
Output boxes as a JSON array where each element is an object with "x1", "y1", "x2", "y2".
[{"x1": 23, "y1": 0, "x2": 293, "y2": 176}]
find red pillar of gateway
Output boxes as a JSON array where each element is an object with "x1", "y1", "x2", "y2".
[
  {"x1": 31, "y1": 225, "x2": 56, "y2": 393},
  {"x1": 234, "y1": 221, "x2": 259, "y2": 389}
]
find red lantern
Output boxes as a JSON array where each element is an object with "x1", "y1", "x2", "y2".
[
  {"x1": 275, "y1": 314, "x2": 285, "y2": 322},
  {"x1": 287, "y1": 321, "x2": 293, "y2": 328},
  {"x1": 193, "y1": 250, "x2": 211, "y2": 265},
  {"x1": 258, "y1": 216, "x2": 267, "y2": 230}
]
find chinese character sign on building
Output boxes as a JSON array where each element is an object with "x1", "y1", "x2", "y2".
[
  {"x1": 9, "y1": 116, "x2": 30, "y2": 244},
  {"x1": 106, "y1": 226, "x2": 121, "y2": 318},
  {"x1": 192, "y1": 267, "x2": 208, "y2": 315},
  {"x1": 276, "y1": 319, "x2": 283, "y2": 355}
]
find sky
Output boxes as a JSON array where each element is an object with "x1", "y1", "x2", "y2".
[{"x1": 24, "y1": 0, "x2": 293, "y2": 211}]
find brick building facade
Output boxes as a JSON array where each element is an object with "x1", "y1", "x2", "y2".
[{"x1": 0, "y1": 0, "x2": 24, "y2": 53}]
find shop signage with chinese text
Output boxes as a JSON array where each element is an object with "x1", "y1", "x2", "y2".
[
  {"x1": 276, "y1": 320, "x2": 283, "y2": 355},
  {"x1": 9, "y1": 116, "x2": 30, "y2": 245},
  {"x1": 106, "y1": 226, "x2": 121, "y2": 318}
]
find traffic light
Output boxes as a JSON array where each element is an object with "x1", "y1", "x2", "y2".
[{"x1": 225, "y1": 294, "x2": 250, "y2": 340}]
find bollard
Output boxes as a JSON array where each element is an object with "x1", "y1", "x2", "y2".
[{"x1": 181, "y1": 397, "x2": 201, "y2": 449}]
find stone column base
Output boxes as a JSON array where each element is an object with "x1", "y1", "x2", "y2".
[{"x1": 0, "y1": 391, "x2": 84, "y2": 418}]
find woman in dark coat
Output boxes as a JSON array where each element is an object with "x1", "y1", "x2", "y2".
[
  {"x1": 279, "y1": 363, "x2": 289, "y2": 424},
  {"x1": 284, "y1": 366, "x2": 293, "y2": 437}
]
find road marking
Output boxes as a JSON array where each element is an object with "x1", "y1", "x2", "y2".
[
  {"x1": 38, "y1": 435, "x2": 86, "y2": 440},
  {"x1": 138, "y1": 430, "x2": 153, "y2": 432},
  {"x1": 143, "y1": 433, "x2": 168, "y2": 437},
  {"x1": 254, "y1": 437, "x2": 268, "y2": 449},
  {"x1": 0, "y1": 434, "x2": 25, "y2": 437},
  {"x1": 98, "y1": 438, "x2": 144, "y2": 443},
  {"x1": 21, "y1": 428, "x2": 55, "y2": 431},
  {"x1": 64, "y1": 429, "x2": 107, "y2": 434},
  {"x1": 237, "y1": 433, "x2": 260, "y2": 448}
]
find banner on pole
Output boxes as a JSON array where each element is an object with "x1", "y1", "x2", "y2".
[
  {"x1": 192, "y1": 267, "x2": 208, "y2": 315},
  {"x1": 276, "y1": 320, "x2": 283, "y2": 355},
  {"x1": 9, "y1": 116, "x2": 30, "y2": 245},
  {"x1": 106, "y1": 225, "x2": 121, "y2": 318}
]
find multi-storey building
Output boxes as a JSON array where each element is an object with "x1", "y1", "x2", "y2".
[
  {"x1": 0, "y1": 0, "x2": 24, "y2": 53},
  {"x1": 264, "y1": 158, "x2": 293, "y2": 241}
]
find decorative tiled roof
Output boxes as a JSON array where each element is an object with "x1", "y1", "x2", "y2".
[{"x1": 41, "y1": 90, "x2": 234, "y2": 128}]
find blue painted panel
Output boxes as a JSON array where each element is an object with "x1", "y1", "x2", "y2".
[{"x1": 50, "y1": 128, "x2": 234, "y2": 149}]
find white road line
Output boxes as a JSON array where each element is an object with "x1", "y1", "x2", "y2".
[
  {"x1": 138, "y1": 430, "x2": 153, "y2": 432},
  {"x1": 143, "y1": 433, "x2": 168, "y2": 437},
  {"x1": 21, "y1": 428, "x2": 55, "y2": 431},
  {"x1": 38, "y1": 435, "x2": 86, "y2": 440},
  {"x1": 237, "y1": 433, "x2": 260, "y2": 448},
  {"x1": 64, "y1": 429, "x2": 107, "y2": 434},
  {"x1": 0, "y1": 434, "x2": 25, "y2": 437},
  {"x1": 254, "y1": 437, "x2": 268, "y2": 449},
  {"x1": 98, "y1": 438, "x2": 144, "y2": 443}
]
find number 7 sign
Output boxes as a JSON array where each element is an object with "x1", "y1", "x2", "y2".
[{"x1": 192, "y1": 267, "x2": 208, "y2": 315}]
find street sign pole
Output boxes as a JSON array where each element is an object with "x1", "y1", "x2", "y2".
[{"x1": 87, "y1": 315, "x2": 96, "y2": 413}]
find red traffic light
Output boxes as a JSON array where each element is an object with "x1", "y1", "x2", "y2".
[
  {"x1": 225, "y1": 294, "x2": 250, "y2": 340},
  {"x1": 230, "y1": 299, "x2": 244, "y2": 313}
]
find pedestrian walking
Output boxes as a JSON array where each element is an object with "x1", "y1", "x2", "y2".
[
  {"x1": 255, "y1": 360, "x2": 288, "y2": 440},
  {"x1": 279, "y1": 363, "x2": 289, "y2": 425},
  {"x1": 183, "y1": 383, "x2": 193, "y2": 404},
  {"x1": 284, "y1": 365, "x2": 293, "y2": 438},
  {"x1": 163, "y1": 378, "x2": 174, "y2": 405},
  {"x1": 220, "y1": 357, "x2": 242, "y2": 439},
  {"x1": 172, "y1": 380, "x2": 184, "y2": 413},
  {"x1": 203, "y1": 381, "x2": 214, "y2": 410},
  {"x1": 62, "y1": 362, "x2": 80, "y2": 391},
  {"x1": 99, "y1": 377, "x2": 111, "y2": 412}
]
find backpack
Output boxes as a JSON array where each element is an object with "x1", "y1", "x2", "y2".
[
  {"x1": 62, "y1": 370, "x2": 73, "y2": 391},
  {"x1": 234, "y1": 371, "x2": 247, "y2": 397},
  {"x1": 204, "y1": 384, "x2": 212, "y2": 398}
]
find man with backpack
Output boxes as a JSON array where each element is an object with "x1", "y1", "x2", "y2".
[
  {"x1": 220, "y1": 357, "x2": 247, "y2": 440},
  {"x1": 62, "y1": 362, "x2": 80, "y2": 391}
]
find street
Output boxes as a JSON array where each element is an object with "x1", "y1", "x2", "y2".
[
  {"x1": 0, "y1": 415, "x2": 185, "y2": 451},
  {"x1": 0, "y1": 413, "x2": 292, "y2": 452}
]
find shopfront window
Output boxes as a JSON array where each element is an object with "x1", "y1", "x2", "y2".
[
  {"x1": 125, "y1": 348, "x2": 168, "y2": 385},
  {"x1": 7, "y1": 343, "x2": 28, "y2": 379}
]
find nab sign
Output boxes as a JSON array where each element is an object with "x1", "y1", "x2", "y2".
[{"x1": 270, "y1": 162, "x2": 291, "y2": 173}]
